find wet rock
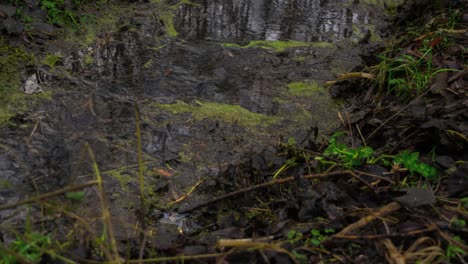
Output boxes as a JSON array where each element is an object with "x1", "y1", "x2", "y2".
[
  {"x1": 447, "y1": 163, "x2": 468, "y2": 197},
  {"x1": 0, "y1": 5, "x2": 16, "y2": 17},
  {"x1": 31, "y1": 22, "x2": 55, "y2": 38},
  {"x1": 182, "y1": 245, "x2": 207, "y2": 255},
  {"x1": 0, "y1": 156, "x2": 11, "y2": 170},
  {"x1": 435, "y1": 155, "x2": 454, "y2": 169},
  {"x1": 1, "y1": 17, "x2": 24, "y2": 35},
  {"x1": 394, "y1": 188, "x2": 435, "y2": 207},
  {"x1": 176, "y1": 0, "x2": 391, "y2": 42},
  {"x1": 0, "y1": 170, "x2": 15, "y2": 178},
  {"x1": 20, "y1": 74, "x2": 43, "y2": 94},
  {"x1": 151, "y1": 223, "x2": 182, "y2": 250}
]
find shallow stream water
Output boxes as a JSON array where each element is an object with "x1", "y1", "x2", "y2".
[{"x1": 0, "y1": 0, "x2": 398, "y2": 244}]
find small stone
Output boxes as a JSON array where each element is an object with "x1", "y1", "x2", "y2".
[
  {"x1": 0, "y1": 170, "x2": 15, "y2": 178},
  {"x1": 436, "y1": 156, "x2": 454, "y2": 169},
  {"x1": 0, "y1": 156, "x2": 11, "y2": 170},
  {"x1": 1, "y1": 18, "x2": 24, "y2": 35},
  {"x1": 31, "y1": 22, "x2": 55, "y2": 37},
  {"x1": 21, "y1": 74, "x2": 43, "y2": 94}
]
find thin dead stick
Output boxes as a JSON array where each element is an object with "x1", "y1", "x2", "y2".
[
  {"x1": 217, "y1": 237, "x2": 274, "y2": 248},
  {"x1": 0, "y1": 180, "x2": 98, "y2": 211},
  {"x1": 42, "y1": 202, "x2": 113, "y2": 259},
  {"x1": 439, "y1": 229, "x2": 468, "y2": 252},
  {"x1": 86, "y1": 144, "x2": 121, "y2": 263},
  {"x1": 134, "y1": 102, "x2": 147, "y2": 244},
  {"x1": 124, "y1": 253, "x2": 224, "y2": 263},
  {"x1": 356, "y1": 124, "x2": 367, "y2": 146},
  {"x1": 179, "y1": 171, "x2": 360, "y2": 214},
  {"x1": 26, "y1": 120, "x2": 39, "y2": 144},
  {"x1": 325, "y1": 72, "x2": 374, "y2": 86},
  {"x1": 138, "y1": 231, "x2": 148, "y2": 264},
  {"x1": 344, "y1": 107, "x2": 354, "y2": 148},
  {"x1": 366, "y1": 87, "x2": 432, "y2": 141},
  {"x1": 334, "y1": 201, "x2": 401, "y2": 237},
  {"x1": 169, "y1": 179, "x2": 204, "y2": 205},
  {"x1": 333, "y1": 224, "x2": 436, "y2": 240},
  {"x1": 354, "y1": 169, "x2": 395, "y2": 183},
  {"x1": 217, "y1": 240, "x2": 278, "y2": 249},
  {"x1": 217, "y1": 240, "x2": 299, "y2": 264}
]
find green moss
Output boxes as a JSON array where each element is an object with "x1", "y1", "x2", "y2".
[
  {"x1": 352, "y1": 24, "x2": 382, "y2": 43},
  {"x1": 160, "y1": 11, "x2": 178, "y2": 37},
  {"x1": 42, "y1": 54, "x2": 62, "y2": 68},
  {"x1": 84, "y1": 54, "x2": 94, "y2": 65},
  {"x1": 224, "y1": 40, "x2": 334, "y2": 52},
  {"x1": 107, "y1": 170, "x2": 132, "y2": 191},
  {"x1": 63, "y1": 6, "x2": 121, "y2": 47},
  {"x1": 0, "y1": 179, "x2": 12, "y2": 189},
  {"x1": 144, "y1": 59, "x2": 153, "y2": 69},
  {"x1": 153, "y1": 100, "x2": 279, "y2": 127},
  {"x1": 293, "y1": 56, "x2": 306, "y2": 62},
  {"x1": 0, "y1": 41, "x2": 36, "y2": 125},
  {"x1": 286, "y1": 80, "x2": 325, "y2": 97}
]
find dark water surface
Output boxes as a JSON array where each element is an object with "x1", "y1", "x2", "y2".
[{"x1": 0, "y1": 0, "x2": 398, "y2": 241}]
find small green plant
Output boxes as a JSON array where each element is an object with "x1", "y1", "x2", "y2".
[
  {"x1": 449, "y1": 218, "x2": 466, "y2": 229},
  {"x1": 321, "y1": 132, "x2": 438, "y2": 179},
  {"x1": 375, "y1": 32, "x2": 458, "y2": 98},
  {"x1": 461, "y1": 197, "x2": 468, "y2": 209},
  {"x1": 323, "y1": 132, "x2": 374, "y2": 168},
  {"x1": 0, "y1": 232, "x2": 51, "y2": 263},
  {"x1": 65, "y1": 191, "x2": 86, "y2": 202},
  {"x1": 446, "y1": 236, "x2": 467, "y2": 260},
  {"x1": 42, "y1": 54, "x2": 62, "y2": 68},
  {"x1": 286, "y1": 230, "x2": 303, "y2": 245},
  {"x1": 306, "y1": 228, "x2": 334, "y2": 247},
  {"x1": 394, "y1": 151, "x2": 438, "y2": 179},
  {"x1": 40, "y1": 0, "x2": 80, "y2": 29}
]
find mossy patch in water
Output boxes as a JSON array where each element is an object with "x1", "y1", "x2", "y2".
[
  {"x1": 153, "y1": 101, "x2": 279, "y2": 127},
  {"x1": 286, "y1": 80, "x2": 325, "y2": 97},
  {"x1": 224, "y1": 40, "x2": 334, "y2": 52}
]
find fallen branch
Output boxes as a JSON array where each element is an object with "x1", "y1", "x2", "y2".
[
  {"x1": 0, "y1": 180, "x2": 98, "y2": 211},
  {"x1": 217, "y1": 237, "x2": 275, "y2": 248},
  {"x1": 178, "y1": 170, "x2": 362, "y2": 214},
  {"x1": 125, "y1": 253, "x2": 224, "y2": 263},
  {"x1": 333, "y1": 223, "x2": 436, "y2": 240},
  {"x1": 325, "y1": 72, "x2": 374, "y2": 87},
  {"x1": 334, "y1": 201, "x2": 402, "y2": 237}
]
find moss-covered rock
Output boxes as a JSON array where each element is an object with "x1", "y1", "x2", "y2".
[
  {"x1": 224, "y1": 40, "x2": 334, "y2": 52},
  {"x1": 153, "y1": 100, "x2": 280, "y2": 128}
]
